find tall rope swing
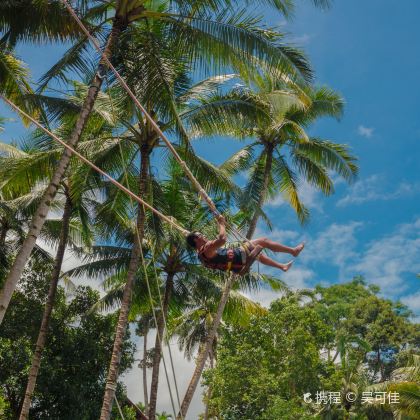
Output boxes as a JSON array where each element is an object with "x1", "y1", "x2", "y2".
[
  {"x1": 2, "y1": 94, "x2": 184, "y2": 417},
  {"x1": 105, "y1": 73, "x2": 182, "y2": 416},
  {"x1": 1, "y1": 1, "x2": 262, "y2": 418},
  {"x1": 59, "y1": 0, "x2": 262, "y2": 254}
]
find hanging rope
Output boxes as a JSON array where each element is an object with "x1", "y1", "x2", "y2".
[
  {"x1": 61, "y1": 0, "x2": 219, "y2": 217},
  {"x1": 0, "y1": 95, "x2": 189, "y2": 236},
  {"x1": 59, "y1": 0, "x2": 266, "y2": 256},
  {"x1": 114, "y1": 395, "x2": 126, "y2": 420},
  {"x1": 104, "y1": 73, "x2": 181, "y2": 417}
]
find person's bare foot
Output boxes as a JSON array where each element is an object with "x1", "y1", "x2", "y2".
[
  {"x1": 292, "y1": 242, "x2": 305, "y2": 257},
  {"x1": 280, "y1": 260, "x2": 293, "y2": 272}
]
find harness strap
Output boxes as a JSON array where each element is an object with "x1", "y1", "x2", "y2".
[
  {"x1": 198, "y1": 246, "x2": 237, "y2": 272},
  {"x1": 226, "y1": 249, "x2": 234, "y2": 272}
]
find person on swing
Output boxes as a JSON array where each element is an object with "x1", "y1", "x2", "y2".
[{"x1": 186, "y1": 215, "x2": 305, "y2": 274}]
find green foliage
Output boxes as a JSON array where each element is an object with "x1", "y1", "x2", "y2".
[
  {"x1": 0, "y1": 265, "x2": 135, "y2": 419},
  {"x1": 0, "y1": 2, "x2": 416, "y2": 420},
  {"x1": 262, "y1": 397, "x2": 314, "y2": 420},
  {"x1": 205, "y1": 280, "x2": 419, "y2": 419},
  {"x1": 205, "y1": 295, "x2": 333, "y2": 419}
]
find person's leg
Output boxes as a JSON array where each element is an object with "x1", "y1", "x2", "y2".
[
  {"x1": 258, "y1": 254, "x2": 293, "y2": 272},
  {"x1": 251, "y1": 237, "x2": 304, "y2": 257}
]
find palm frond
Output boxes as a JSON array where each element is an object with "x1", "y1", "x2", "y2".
[{"x1": 272, "y1": 154, "x2": 309, "y2": 223}]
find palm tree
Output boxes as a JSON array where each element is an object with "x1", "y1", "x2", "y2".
[
  {"x1": 86, "y1": 7, "x2": 317, "y2": 411},
  {"x1": 367, "y1": 353, "x2": 420, "y2": 419},
  {"x1": 0, "y1": 0, "x2": 316, "y2": 323},
  {"x1": 0, "y1": 193, "x2": 55, "y2": 285},
  {"x1": 0, "y1": 83, "x2": 123, "y2": 416},
  {"x1": 65, "y1": 155, "x2": 237, "y2": 418},
  {"x1": 0, "y1": 0, "x2": 129, "y2": 324},
  {"x1": 0, "y1": 135, "x2": 99, "y2": 418},
  {"x1": 182, "y1": 77, "x2": 358, "y2": 235},
  {"x1": 19, "y1": 187, "x2": 74, "y2": 420},
  {"x1": 172, "y1": 268, "x2": 275, "y2": 419},
  {"x1": 136, "y1": 313, "x2": 155, "y2": 413},
  {"x1": 172, "y1": 76, "x2": 358, "y2": 418},
  {"x1": 145, "y1": 161, "x2": 237, "y2": 420},
  {"x1": 0, "y1": 43, "x2": 32, "y2": 115},
  {"x1": 0, "y1": 0, "x2": 86, "y2": 45}
]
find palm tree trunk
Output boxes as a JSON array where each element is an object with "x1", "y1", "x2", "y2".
[
  {"x1": 0, "y1": 11, "x2": 125, "y2": 325},
  {"x1": 143, "y1": 326, "x2": 149, "y2": 413},
  {"x1": 19, "y1": 194, "x2": 72, "y2": 420},
  {"x1": 203, "y1": 352, "x2": 214, "y2": 420},
  {"x1": 0, "y1": 221, "x2": 7, "y2": 247},
  {"x1": 246, "y1": 145, "x2": 274, "y2": 239},
  {"x1": 100, "y1": 146, "x2": 150, "y2": 420},
  {"x1": 148, "y1": 272, "x2": 174, "y2": 419},
  {"x1": 177, "y1": 274, "x2": 235, "y2": 420}
]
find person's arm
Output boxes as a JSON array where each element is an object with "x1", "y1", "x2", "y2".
[
  {"x1": 203, "y1": 215, "x2": 227, "y2": 256},
  {"x1": 216, "y1": 214, "x2": 226, "y2": 242}
]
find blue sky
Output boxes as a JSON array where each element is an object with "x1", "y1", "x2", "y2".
[
  {"x1": 194, "y1": 0, "x2": 420, "y2": 316},
  {"x1": 2, "y1": 1, "x2": 420, "y2": 416},
  {"x1": 243, "y1": 0, "x2": 420, "y2": 315},
  {"x1": 1, "y1": 0, "x2": 419, "y2": 320}
]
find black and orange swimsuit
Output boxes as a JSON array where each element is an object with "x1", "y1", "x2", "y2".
[{"x1": 198, "y1": 245, "x2": 247, "y2": 273}]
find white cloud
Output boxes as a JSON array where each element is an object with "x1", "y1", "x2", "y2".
[
  {"x1": 358, "y1": 125, "x2": 374, "y2": 138},
  {"x1": 268, "y1": 181, "x2": 324, "y2": 212},
  {"x1": 289, "y1": 33, "x2": 314, "y2": 45},
  {"x1": 243, "y1": 287, "x2": 284, "y2": 308},
  {"x1": 303, "y1": 222, "x2": 363, "y2": 270},
  {"x1": 401, "y1": 291, "x2": 420, "y2": 313},
  {"x1": 122, "y1": 329, "x2": 204, "y2": 420},
  {"x1": 351, "y1": 219, "x2": 420, "y2": 294},
  {"x1": 297, "y1": 218, "x2": 419, "y2": 298},
  {"x1": 337, "y1": 175, "x2": 420, "y2": 207},
  {"x1": 282, "y1": 266, "x2": 315, "y2": 290}
]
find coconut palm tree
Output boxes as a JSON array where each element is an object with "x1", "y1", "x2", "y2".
[
  {"x1": 367, "y1": 353, "x2": 420, "y2": 419},
  {"x1": 0, "y1": 0, "x2": 87, "y2": 45},
  {"x1": 0, "y1": 43, "x2": 32, "y2": 115},
  {"x1": 0, "y1": 82, "x2": 125, "y2": 416},
  {"x1": 0, "y1": 193, "x2": 55, "y2": 286},
  {"x1": 171, "y1": 75, "x2": 358, "y2": 418},
  {"x1": 136, "y1": 313, "x2": 155, "y2": 412},
  {"x1": 181, "y1": 77, "x2": 358, "y2": 235},
  {"x1": 0, "y1": 0, "x2": 316, "y2": 324},
  {"x1": 0, "y1": 0, "x2": 129, "y2": 324},
  {"x1": 0, "y1": 138, "x2": 99, "y2": 418},
  {"x1": 65, "y1": 158, "x2": 237, "y2": 418}
]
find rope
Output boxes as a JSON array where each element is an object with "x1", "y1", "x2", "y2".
[
  {"x1": 59, "y1": 0, "x2": 265, "y2": 259},
  {"x1": 0, "y1": 95, "x2": 189, "y2": 236},
  {"x1": 104, "y1": 73, "x2": 180, "y2": 417},
  {"x1": 60, "y1": 0, "x2": 219, "y2": 216},
  {"x1": 147, "y1": 198, "x2": 182, "y2": 414},
  {"x1": 138, "y1": 231, "x2": 178, "y2": 418},
  {"x1": 114, "y1": 395, "x2": 126, "y2": 420}
]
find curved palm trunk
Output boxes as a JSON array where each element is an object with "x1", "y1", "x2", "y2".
[
  {"x1": 0, "y1": 221, "x2": 7, "y2": 247},
  {"x1": 148, "y1": 272, "x2": 174, "y2": 419},
  {"x1": 177, "y1": 274, "x2": 235, "y2": 420},
  {"x1": 203, "y1": 352, "x2": 215, "y2": 420},
  {"x1": 100, "y1": 147, "x2": 150, "y2": 420},
  {"x1": 143, "y1": 326, "x2": 149, "y2": 413},
  {"x1": 19, "y1": 194, "x2": 72, "y2": 420},
  {"x1": 0, "y1": 12, "x2": 125, "y2": 325},
  {"x1": 246, "y1": 146, "x2": 274, "y2": 239}
]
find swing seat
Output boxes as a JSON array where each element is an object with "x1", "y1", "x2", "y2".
[{"x1": 238, "y1": 245, "x2": 263, "y2": 276}]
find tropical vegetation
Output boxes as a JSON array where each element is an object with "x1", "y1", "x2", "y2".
[{"x1": 0, "y1": 1, "x2": 418, "y2": 420}]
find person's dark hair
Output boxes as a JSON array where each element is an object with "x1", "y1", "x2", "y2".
[{"x1": 186, "y1": 231, "x2": 201, "y2": 249}]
